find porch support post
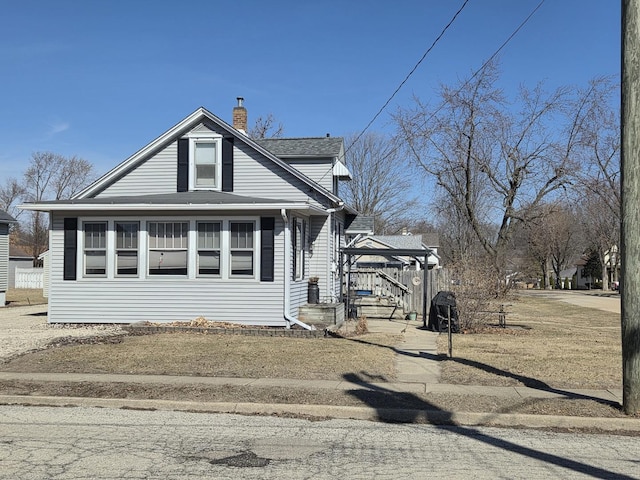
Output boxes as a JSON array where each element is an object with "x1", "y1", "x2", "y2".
[
  {"x1": 346, "y1": 253, "x2": 352, "y2": 318},
  {"x1": 423, "y1": 254, "x2": 429, "y2": 328}
]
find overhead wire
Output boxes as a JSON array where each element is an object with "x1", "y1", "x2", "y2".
[
  {"x1": 347, "y1": 0, "x2": 471, "y2": 151},
  {"x1": 316, "y1": 0, "x2": 470, "y2": 184},
  {"x1": 333, "y1": 0, "x2": 546, "y2": 185}
]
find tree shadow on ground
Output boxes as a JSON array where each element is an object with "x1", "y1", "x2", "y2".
[
  {"x1": 340, "y1": 331, "x2": 620, "y2": 407},
  {"x1": 343, "y1": 372, "x2": 635, "y2": 480}
]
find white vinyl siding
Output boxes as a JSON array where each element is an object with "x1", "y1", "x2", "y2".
[
  {"x1": 97, "y1": 142, "x2": 178, "y2": 198},
  {"x1": 47, "y1": 214, "x2": 287, "y2": 325},
  {"x1": 0, "y1": 224, "x2": 8, "y2": 291},
  {"x1": 285, "y1": 158, "x2": 334, "y2": 191},
  {"x1": 231, "y1": 143, "x2": 328, "y2": 208},
  {"x1": 96, "y1": 134, "x2": 330, "y2": 210}
]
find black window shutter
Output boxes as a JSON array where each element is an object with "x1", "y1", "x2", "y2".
[
  {"x1": 222, "y1": 137, "x2": 234, "y2": 192},
  {"x1": 63, "y1": 218, "x2": 77, "y2": 281},
  {"x1": 260, "y1": 217, "x2": 275, "y2": 282},
  {"x1": 177, "y1": 138, "x2": 189, "y2": 192}
]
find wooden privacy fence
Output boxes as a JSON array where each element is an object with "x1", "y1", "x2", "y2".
[
  {"x1": 14, "y1": 267, "x2": 44, "y2": 289},
  {"x1": 348, "y1": 267, "x2": 451, "y2": 313}
]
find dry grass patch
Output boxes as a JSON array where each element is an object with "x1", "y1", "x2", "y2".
[
  {"x1": 438, "y1": 292, "x2": 621, "y2": 389},
  {"x1": 5, "y1": 289, "x2": 47, "y2": 307},
  {"x1": 1, "y1": 332, "x2": 401, "y2": 382}
]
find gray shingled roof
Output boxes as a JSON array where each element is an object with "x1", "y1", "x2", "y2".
[
  {"x1": 10, "y1": 245, "x2": 31, "y2": 258},
  {"x1": 0, "y1": 209, "x2": 17, "y2": 223},
  {"x1": 371, "y1": 235, "x2": 426, "y2": 250},
  {"x1": 346, "y1": 215, "x2": 374, "y2": 234},
  {"x1": 256, "y1": 137, "x2": 344, "y2": 157},
  {"x1": 421, "y1": 233, "x2": 439, "y2": 247},
  {"x1": 30, "y1": 191, "x2": 294, "y2": 206}
]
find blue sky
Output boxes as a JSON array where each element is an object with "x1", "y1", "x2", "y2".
[{"x1": 0, "y1": 0, "x2": 620, "y2": 181}]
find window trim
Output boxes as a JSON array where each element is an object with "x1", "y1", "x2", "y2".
[
  {"x1": 147, "y1": 221, "x2": 189, "y2": 277},
  {"x1": 188, "y1": 131, "x2": 222, "y2": 191},
  {"x1": 75, "y1": 216, "x2": 261, "y2": 281},
  {"x1": 115, "y1": 221, "x2": 139, "y2": 277},
  {"x1": 82, "y1": 221, "x2": 108, "y2": 278},
  {"x1": 293, "y1": 217, "x2": 307, "y2": 281},
  {"x1": 196, "y1": 221, "x2": 222, "y2": 277},
  {"x1": 229, "y1": 220, "x2": 256, "y2": 279}
]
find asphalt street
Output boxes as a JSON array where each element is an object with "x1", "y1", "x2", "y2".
[{"x1": 1, "y1": 405, "x2": 639, "y2": 480}]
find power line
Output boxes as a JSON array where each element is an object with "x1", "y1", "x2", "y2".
[
  {"x1": 345, "y1": 0, "x2": 546, "y2": 168},
  {"x1": 347, "y1": 0, "x2": 471, "y2": 155}
]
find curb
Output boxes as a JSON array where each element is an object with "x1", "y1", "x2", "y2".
[{"x1": 2, "y1": 395, "x2": 639, "y2": 433}]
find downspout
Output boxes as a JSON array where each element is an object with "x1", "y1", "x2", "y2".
[
  {"x1": 281, "y1": 209, "x2": 315, "y2": 331},
  {"x1": 324, "y1": 202, "x2": 345, "y2": 302}
]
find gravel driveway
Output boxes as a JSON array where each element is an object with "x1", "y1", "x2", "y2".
[{"x1": 0, "y1": 305, "x2": 124, "y2": 362}]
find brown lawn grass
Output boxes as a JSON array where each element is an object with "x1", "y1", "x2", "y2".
[
  {"x1": 0, "y1": 292, "x2": 631, "y2": 419},
  {"x1": 5, "y1": 288, "x2": 47, "y2": 306},
  {"x1": 438, "y1": 291, "x2": 621, "y2": 389},
  {"x1": 1, "y1": 332, "x2": 400, "y2": 382}
]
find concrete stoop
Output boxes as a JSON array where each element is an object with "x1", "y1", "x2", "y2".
[{"x1": 298, "y1": 303, "x2": 345, "y2": 329}]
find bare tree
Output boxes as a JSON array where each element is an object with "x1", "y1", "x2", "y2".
[
  {"x1": 342, "y1": 132, "x2": 417, "y2": 234},
  {"x1": 248, "y1": 114, "x2": 284, "y2": 139},
  {"x1": 578, "y1": 189, "x2": 620, "y2": 290},
  {"x1": 523, "y1": 203, "x2": 583, "y2": 289},
  {"x1": 575, "y1": 77, "x2": 620, "y2": 217},
  {"x1": 0, "y1": 177, "x2": 25, "y2": 220},
  {"x1": 432, "y1": 189, "x2": 488, "y2": 266},
  {"x1": 395, "y1": 60, "x2": 597, "y2": 292},
  {"x1": 20, "y1": 152, "x2": 95, "y2": 259}
]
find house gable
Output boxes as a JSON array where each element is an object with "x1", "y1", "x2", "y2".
[
  {"x1": 78, "y1": 108, "x2": 343, "y2": 210},
  {"x1": 256, "y1": 137, "x2": 351, "y2": 193}
]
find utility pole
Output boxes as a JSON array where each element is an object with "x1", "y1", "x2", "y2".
[{"x1": 622, "y1": 0, "x2": 640, "y2": 415}]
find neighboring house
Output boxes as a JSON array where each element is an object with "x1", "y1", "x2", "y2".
[
  {"x1": 351, "y1": 233, "x2": 440, "y2": 270},
  {"x1": 9, "y1": 245, "x2": 33, "y2": 288},
  {"x1": 574, "y1": 247, "x2": 620, "y2": 290},
  {"x1": 21, "y1": 101, "x2": 355, "y2": 328},
  {"x1": 574, "y1": 256, "x2": 591, "y2": 289},
  {"x1": 0, "y1": 210, "x2": 17, "y2": 306}
]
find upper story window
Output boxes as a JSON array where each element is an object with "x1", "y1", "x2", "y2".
[{"x1": 189, "y1": 132, "x2": 222, "y2": 190}]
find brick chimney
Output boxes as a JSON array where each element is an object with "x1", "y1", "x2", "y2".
[{"x1": 233, "y1": 97, "x2": 247, "y2": 132}]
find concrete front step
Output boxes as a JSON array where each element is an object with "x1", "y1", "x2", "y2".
[{"x1": 298, "y1": 303, "x2": 345, "y2": 328}]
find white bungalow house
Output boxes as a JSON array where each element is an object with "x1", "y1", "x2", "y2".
[{"x1": 20, "y1": 100, "x2": 355, "y2": 329}]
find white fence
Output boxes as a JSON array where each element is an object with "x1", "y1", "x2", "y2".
[{"x1": 14, "y1": 267, "x2": 44, "y2": 289}]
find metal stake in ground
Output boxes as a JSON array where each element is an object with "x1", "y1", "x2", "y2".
[{"x1": 448, "y1": 304, "x2": 453, "y2": 358}]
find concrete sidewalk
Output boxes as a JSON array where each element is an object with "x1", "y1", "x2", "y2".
[
  {"x1": 365, "y1": 318, "x2": 624, "y2": 404},
  {"x1": 0, "y1": 313, "x2": 635, "y2": 431}
]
